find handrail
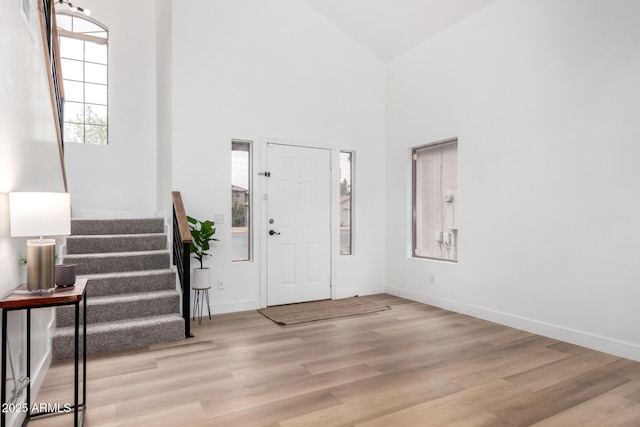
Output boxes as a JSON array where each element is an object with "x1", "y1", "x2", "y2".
[
  {"x1": 172, "y1": 191, "x2": 192, "y2": 246},
  {"x1": 39, "y1": 0, "x2": 68, "y2": 192},
  {"x1": 172, "y1": 192, "x2": 193, "y2": 338}
]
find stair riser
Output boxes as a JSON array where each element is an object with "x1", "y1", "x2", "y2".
[
  {"x1": 52, "y1": 318, "x2": 185, "y2": 359},
  {"x1": 67, "y1": 253, "x2": 170, "y2": 275},
  {"x1": 71, "y1": 218, "x2": 164, "y2": 235},
  {"x1": 82, "y1": 272, "x2": 177, "y2": 298},
  {"x1": 67, "y1": 235, "x2": 167, "y2": 254},
  {"x1": 56, "y1": 294, "x2": 180, "y2": 327}
]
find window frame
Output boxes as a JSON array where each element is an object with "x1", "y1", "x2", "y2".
[
  {"x1": 339, "y1": 150, "x2": 354, "y2": 256},
  {"x1": 56, "y1": 11, "x2": 109, "y2": 145},
  {"x1": 412, "y1": 137, "x2": 458, "y2": 262},
  {"x1": 231, "y1": 139, "x2": 253, "y2": 262}
]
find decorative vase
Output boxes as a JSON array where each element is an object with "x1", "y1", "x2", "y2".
[
  {"x1": 55, "y1": 263, "x2": 77, "y2": 287},
  {"x1": 192, "y1": 267, "x2": 210, "y2": 288}
]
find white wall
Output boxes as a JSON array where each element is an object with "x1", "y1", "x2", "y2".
[
  {"x1": 0, "y1": 0, "x2": 68, "y2": 424},
  {"x1": 172, "y1": 0, "x2": 387, "y2": 313},
  {"x1": 386, "y1": 0, "x2": 640, "y2": 361},
  {"x1": 64, "y1": 0, "x2": 158, "y2": 218},
  {"x1": 156, "y1": 0, "x2": 173, "y2": 219}
]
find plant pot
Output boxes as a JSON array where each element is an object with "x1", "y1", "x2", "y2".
[
  {"x1": 192, "y1": 267, "x2": 211, "y2": 288},
  {"x1": 55, "y1": 263, "x2": 77, "y2": 287}
]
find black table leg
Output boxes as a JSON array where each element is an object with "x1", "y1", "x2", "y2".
[
  {"x1": 82, "y1": 293, "x2": 86, "y2": 410},
  {"x1": 26, "y1": 309, "x2": 31, "y2": 416},
  {"x1": 74, "y1": 301, "x2": 79, "y2": 426},
  {"x1": 1, "y1": 308, "x2": 7, "y2": 427}
]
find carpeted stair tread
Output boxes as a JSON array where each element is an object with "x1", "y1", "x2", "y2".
[
  {"x1": 67, "y1": 233, "x2": 167, "y2": 254},
  {"x1": 71, "y1": 218, "x2": 164, "y2": 235},
  {"x1": 65, "y1": 249, "x2": 169, "y2": 259},
  {"x1": 52, "y1": 314, "x2": 185, "y2": 358},
  {"x1": 64, "y1": 250, "x2": 170, "y2": 275},
  {"x1": 91, "y1": 289, "x2": 178, "y2": 303},
  {"x1": 56, "y1": 290, "x2": 180, "y2": 327},
  {"x1": 78, "y1": 269, "x2": 177, "y2": 297}
]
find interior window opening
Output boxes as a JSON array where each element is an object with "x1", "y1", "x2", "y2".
[{"x1": 412, "y1": 139, "x2": 458, "y2": 262}]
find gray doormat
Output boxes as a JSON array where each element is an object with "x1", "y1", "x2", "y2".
[{"x1": 258, "y1": 297, "x2": 391, "y2": 325}]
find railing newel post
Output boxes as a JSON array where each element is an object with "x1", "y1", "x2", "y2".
[{"x1": 183, "y1": 242, "x2": 191, "y2": 338}]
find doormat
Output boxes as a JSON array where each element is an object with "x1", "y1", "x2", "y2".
[{"x1": 258, "y1": 297, "x2": 391, "y2": 325}]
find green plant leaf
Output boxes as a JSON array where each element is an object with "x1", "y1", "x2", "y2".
[{"x1": 186, "y1": 215, "x2": 219, "y2": 269}]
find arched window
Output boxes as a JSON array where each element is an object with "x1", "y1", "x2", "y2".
[{"x1": 56, "y1": 13, "x2": 108, "y2": 145}]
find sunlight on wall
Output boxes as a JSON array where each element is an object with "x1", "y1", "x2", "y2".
[{"x1": 0, "y1": 193, "x2": 20, "y2": 291}]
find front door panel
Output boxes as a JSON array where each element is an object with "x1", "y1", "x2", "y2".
[{"x1": 266, "y1": 143, "x2": 331, "y2": 306}]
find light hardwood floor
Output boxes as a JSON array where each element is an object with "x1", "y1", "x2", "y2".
[{"x1": 31, "y1": 294, "x2": 640, "y2": 426}]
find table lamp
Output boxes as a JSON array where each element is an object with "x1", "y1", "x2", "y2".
[{"x1": 9, "y1": 192, "x2": 71, "y2": 292}]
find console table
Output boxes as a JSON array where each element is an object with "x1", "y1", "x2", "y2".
[{"x1": 1, "y1": 279, "x2": 87, "y2": 426}]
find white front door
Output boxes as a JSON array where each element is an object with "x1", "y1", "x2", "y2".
[{"x1": 266, "y1": 143, "x2": 331, "y2": 306}]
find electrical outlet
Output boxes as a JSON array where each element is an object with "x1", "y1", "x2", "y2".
[
  {"x1": 443, "y1": 232, "x2": 451, "y2": 244},
  {"x1": 429, "y1": 274, "x2": 435, "y2": 284},
  {"x1": 217, "y1": 280, "x2": 225, "y2": 290}
]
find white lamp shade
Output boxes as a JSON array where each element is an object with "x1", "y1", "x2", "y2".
[{"x1": 9, "y1": 192, "x2": 71, "y2": 237}]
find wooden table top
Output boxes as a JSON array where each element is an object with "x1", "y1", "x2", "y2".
[{"x1": 0, "y1": 279, "x2": 87, "y2": 309}]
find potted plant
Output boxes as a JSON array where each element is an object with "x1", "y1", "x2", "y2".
[{"x1": 187, "y1": 215, "x2": 219, "y2": 287}]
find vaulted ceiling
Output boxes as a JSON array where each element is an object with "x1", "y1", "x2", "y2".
[{"x1": 302, "y1": 0, "x2": 497, "y2": 62}]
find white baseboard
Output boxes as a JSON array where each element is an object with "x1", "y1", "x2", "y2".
[
  {"x1": 206, "y1": 289, "x2": 385, "y2": 314},
  {"x1": 29, "y1": 348, "x2": 52, "y2": 402},
  {"x1": 386, "y1": 286, "x2": 640, "y2": 363},
  {"x1": 210, "y1": 299, "x2": 260, "y2": 315},
  {"x1": 334, "y1": 286, "x2": 384, "y2": 299}
]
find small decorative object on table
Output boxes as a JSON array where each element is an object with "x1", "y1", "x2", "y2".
[{"x1": 55, "y1": 263, "x2": 77, "y2": 287}]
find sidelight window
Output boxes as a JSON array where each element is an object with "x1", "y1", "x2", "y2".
[
  {"x1": 340, "y1": 151, "x2": 354, "y2": 255},
  {"x1": 232, "y1": 140, "x2": 252, "y2": 261}
]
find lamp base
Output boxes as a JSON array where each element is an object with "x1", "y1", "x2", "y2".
[{"x1": 26, "y1": 239, "x2": 56, "y2": 292}]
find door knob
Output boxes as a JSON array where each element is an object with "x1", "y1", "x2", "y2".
[{"x1": 269, "y1": 230, "x2": 280, "y2": 236}]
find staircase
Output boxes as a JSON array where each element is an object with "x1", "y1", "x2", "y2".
[{"x1": 52, "y1": 218, "x2": 185, "y2": 359}]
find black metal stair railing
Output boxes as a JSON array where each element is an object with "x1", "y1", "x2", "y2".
[
  {"x1": 172, "y1": 192, "x2": 193, "y2": 338},
  {"x1": 42, "y1": 0, "x2": 65, "y2": 147},
  {"x1": 39, "y1": 0, "x2": 69, "y2": 190}
]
